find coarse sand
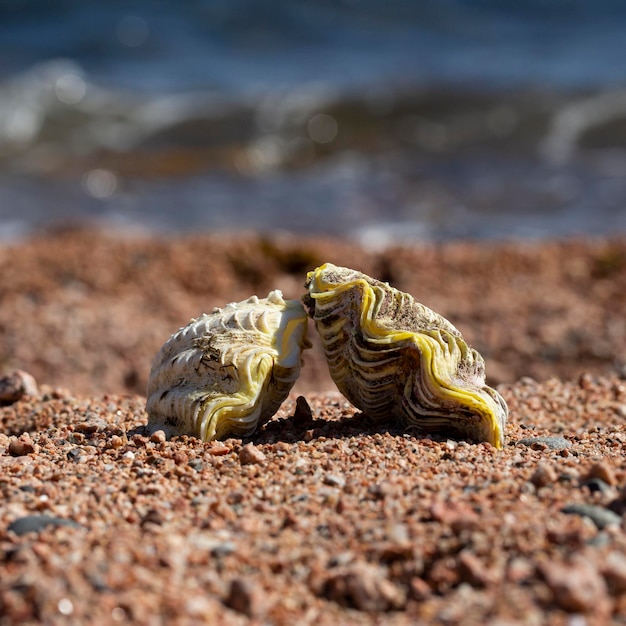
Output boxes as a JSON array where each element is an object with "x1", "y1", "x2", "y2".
[{"x1": 1, "y1": 230, "x2": 626, "y2": 625}]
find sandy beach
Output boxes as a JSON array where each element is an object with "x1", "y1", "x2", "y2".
[{"x1": 1, "y1": 230, "x2": 626, "y2": 625}]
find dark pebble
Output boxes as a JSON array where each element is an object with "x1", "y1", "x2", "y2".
[
  {"x1": 188, "y1": 458, "x2": 204, "y2": 472},
  {"x1": 67, "y1": 448, "x2": 82, "y2": 461},
  {"x1": 292, "y1": 395, "x2": 313, "y2": 424},
  {"x1": 580, "y1": 478, "x2": 612, "y2": 495},
  {"x1": 516, "y1": 436, "x2": 572, "y2": 450},
  {"x1": 225, "y1": 578, "x2": 265, "y2": 618},
  {"x1": 561, "y1": 504, "x2": 621, "y2": 529},
  {"x1": 8, "y1": 515, "x2": 81, "y2": 536}
]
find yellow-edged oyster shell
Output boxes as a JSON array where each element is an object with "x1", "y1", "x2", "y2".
[
  {"x1": 303, "y1": 263, "x2": 507, "y2": 448},
  {"x1": 146, "y1": 290, "x2": 310, "y2": 441}
]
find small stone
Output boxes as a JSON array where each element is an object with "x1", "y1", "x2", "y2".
[
  {"x1": 601, "y1": 552, "x2": 626, "y2": 594},
  {"x1": 8, "y1": 435, "x2": 36, "y2": 457},
  {"x1": 66, "y1": 448, "x2": 84, "y2": 462},
  {"x1": 368, "y1": 482, "x2": 394, "y2": 501},
  {"x1": 211, "y1": 541, "x2": 236, "y2": 558},
  {"x1": 292, "y1": 395, "x2": 313, "y2": 424},
  {"x1": 584, "y1": 461, "x2": 616, "y2": 486},
  {"x1": 110, "y1": 435, "x2": 125, "y2": 449},
  {"x1": 561, "y1": 503, "x2": 622, "y2": 529},
  {"x1": 239, "y1": 443, "x2": 266, "y2": 465},
  {"x1": 409, "y1": 577, "x2": 431, "y2": 601},
  {"x1": 609, "y1": 485, "x2": 626, "y2": 515},
  {"x1": 580, "y1": 478, "x2": 613, "y2": 495},
  {"x1": 188, "y1": 458, "x2": 204, "y2": 472},
  {"x1": 224, "y1": 578, "x2": 265, "y2": 618},
  {"x1": 539, "y1": 557, "x2": 608, "y2": 613},
  {"x1": 517, "y1": 436, "x2": 571, "y2": 450},
  {"x1": 323, "y1": 473, "x2": 346, "y2": 488},
  {"x1": 507, "y1": 557, "x2": 534, "y2": 583},
  {"x1": 208, "y1": 442, "x2": 231, "y2": 456},
  {"x1": 75, "y1": 418, "x2": 107, "y2": 434},
  {"x1": 0, "y1": 370, "x2": 38, "y2": 405},
  {"x1": 322, "y1": 562, "x2": 406, "y2": 612},
  {"x1": 172, "y1": 451, "x2": 188, "y2": 465},
  {"x1": 273, "y1": 441, "x2": 291, "y2": 453},
  {"x1": 430, "y1": 500, "x2": 480, "y2": 533},
  {"x1": 457, "y1": 550, "x2": 494, "y2": 588},
  {"x1": 530, "y1": 464, "x2": 558, "y2": 488},
  {"x1": 149, "y1": 430, "x2": 167, "y2": 444},
  {"x1": 140, "y1": 509, "x2": 163, "y2": 527},
  {"x1": 57, "y1": 598, "x2": 74, "y2": 616},
  {"x1": 8, "y1": 515, "x2": 81, "y2": 536}
]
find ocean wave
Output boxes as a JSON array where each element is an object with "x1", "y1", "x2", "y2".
[
  {"x1": 3, "y1": 59, "x2": 626, "y2": 176},
  {"x1": 1, "y1": 55, "x2": 626, "y2": 242}
]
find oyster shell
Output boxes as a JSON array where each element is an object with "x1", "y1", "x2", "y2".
[
  {"x1": 146, "y1": 290, "x2": 310, "y2": 441},
  {"x1": 303, "y1": 263, "x2": 507, "y2": 448}
]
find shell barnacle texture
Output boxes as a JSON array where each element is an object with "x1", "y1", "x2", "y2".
[
  {"x1": 146, "y1": 290, "x2": 310, "y2": 441},
  {"x1": 303, "y1": 263, "x2": 507, "y2": 448},
  {"x1": 146, "y1": 265, "x2": 507, "y2": 448}
]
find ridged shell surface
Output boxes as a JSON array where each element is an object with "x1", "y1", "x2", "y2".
[
  {"x1": 146, "y1": 290, "x2": 310, "y2": 441},
  {"x1": 303, "y1": 263, "x2": 508, "y2": 448}
]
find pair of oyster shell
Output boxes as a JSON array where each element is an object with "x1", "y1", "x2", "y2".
[{"x1": 146, "y1": 264, "x2": 508, "y2": 448}]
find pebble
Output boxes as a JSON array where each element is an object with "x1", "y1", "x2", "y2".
[
  {"x1": 224, "y1": 578, "x2": 265, "y2": 618},
  {"x1": 8, "y1": 435, "x2": 36, "y2": 457},
  {"x1": 66, "y1": 448, "x2": 85, "y2": 462},
  {"x1": 292, "y1": 395, "x2": 313, "y2": 423},
  {"x1": 322, "y1": 562, "x2": 406, "y2": 612},
  {"x1": 109, "y1": 435, "x2": 125, "y2": 449},
  {"x1": 210, "y1": 542, "x2": 236, "y2": 558},
  {"x1": 0, "y1": 370, "x2": 38, "y2": 405},
  {"x1": 579, "y1": 477, "x2": 613, "y2": 495},
  {"x1": 584, "y1": 461, "x2": 616, "y2": 486},
  {"x1": 600, "y1": 552, "x2": 626, "y2": 594},
  {"x1": 516, "y1": 436, "x2": 572, "y2": 450},
  {"x1": 530, "y1": 464, "x2": 558, "y2": 488},
  {"x1": 430, "y1": 500, "x2": 480, "y2": 533},
  {"x1": 323, "y1": 473, "x2": 346, "y2": 488},
  {"x1": 208, "y1": 442, "x2": 230, "y2": 456},
  {"x1": 561, "y1": 503, "x2": 622, "y2": 529},
  {"x1": 457, "y1": 551, "x2": 494, "y2": 588},
  {"x1": 238, "y1": 443, "x2": 266, "y2": 465},
  {"x1": 539, "y1": 558, "x2": 608, "y2": 613},
  {"x1": 76, "y1": 418, "x2": 107, "y2": 434},
  {"x1": 140, "y1": 509, "x2": 163, "y2": 527},
  {"x1": 188, "y1": 458, "x2": 204, "y2": 472},
  {"x1": 171, "y1": 451, "x2": 188, "y2": 465},
  {"x1": 149, "y1": 430, "x2": 167, "y2": 444},
  {"x1": 8, "y1": 515, "x2": 82, "y2": 536}
]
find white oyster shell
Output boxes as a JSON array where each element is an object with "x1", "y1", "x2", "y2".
[
  {"x1": 304, "y1": 263, "x2": 508, "y2": 448},
  {"x1": 146, "y1": 290, "x2": 310, "y2": 441}
]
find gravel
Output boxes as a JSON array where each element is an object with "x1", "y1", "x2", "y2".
[
  {"x1": 1, "y1": 373, "x2": 626, "y2": 624},
  {"x1": 0, "y1": 230, "x2": 625, "y2": 396},
  {"x1": 1, "y1": 231, "x2": 626, "y2": 624}
]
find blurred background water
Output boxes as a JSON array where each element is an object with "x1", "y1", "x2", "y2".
[{"x1": 1, "y1": 0, "x2": 626, "y2": 244}]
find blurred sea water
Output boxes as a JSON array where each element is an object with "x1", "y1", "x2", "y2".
[{"x1": 1, "y1": 0, "x2": 626, "y2": 243}]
